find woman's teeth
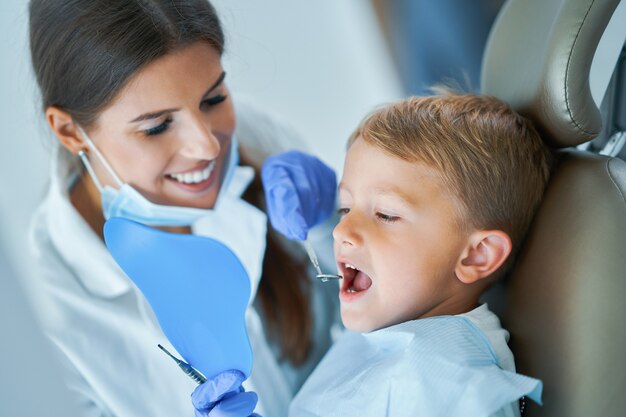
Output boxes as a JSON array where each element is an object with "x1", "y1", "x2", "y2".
[{"x1": 169, "y1": 161, "x2": 215, "y2": 184}]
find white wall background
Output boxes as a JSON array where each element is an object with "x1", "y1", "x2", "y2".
[
  {"x1": 212, "y1": 0, "x2": 403, "y2": 169},
  {"x1": 0, "y1": 1, "x2": 51, "y2": 282}
]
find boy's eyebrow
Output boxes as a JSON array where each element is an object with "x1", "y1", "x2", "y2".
[
  {"x1": 339, "y1": 182, "x2": 415, "y2": 206},
  {"x1": 371, "y1": 186, "x2": 415, "y2": 205}
]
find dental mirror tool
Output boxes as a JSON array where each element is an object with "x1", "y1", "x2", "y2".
[
  {"x1": 158, "y1": 344, "x2": 207, "y2": 385},
  {"x1": 303, "y1": 240, "x2": 342, "y2": 282}
]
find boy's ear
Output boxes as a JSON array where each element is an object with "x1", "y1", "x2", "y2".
[
  {"x1": 46, "y1": 106, "x2": 86, "y2": 155},
  {"x1": 455, "y1": 230, "x2": 512, "y2": 284}
]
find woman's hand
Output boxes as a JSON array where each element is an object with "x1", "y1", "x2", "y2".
[
  {"x1": 261, "y1": 150, "x2": 337, "y2": 240},
  {"x1": 191, "y1": 370, "x2": 261, "y2": 417}
]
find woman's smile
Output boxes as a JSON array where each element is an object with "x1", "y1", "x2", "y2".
[{"x1": 165, "y1": 160, "x2": 218, "y2": 193}]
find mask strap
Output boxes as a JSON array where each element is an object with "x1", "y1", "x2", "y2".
[
  {"x1": 76, "y1": 126, "x2": 124, "y2": 188},
  {"x1": 77, "y1": 150, "x2": 104, "y2": 193}
]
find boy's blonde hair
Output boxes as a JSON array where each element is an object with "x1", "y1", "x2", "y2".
[{"x1": 349, "y1": 93, "x2": 552, "y2": 277}]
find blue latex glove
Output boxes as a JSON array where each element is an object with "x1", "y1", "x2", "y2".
[
  {"x1": 191, "y1": 370, "x2": 261, "y2": 417},
  {"x1": 261, "y1": 150, "x2": 337, "y2": 240}
]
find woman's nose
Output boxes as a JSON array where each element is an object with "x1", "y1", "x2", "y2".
[
  {"x1": 179, "y1": 117, "x2": 221, "y2": 160},
  {"x1": 332, "y1": 213, "x2": 362, "y2": 248}
]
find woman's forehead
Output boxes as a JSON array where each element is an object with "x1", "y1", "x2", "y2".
[{"x1": 103, "y1": 42, "x2": 224, "y2": 117}]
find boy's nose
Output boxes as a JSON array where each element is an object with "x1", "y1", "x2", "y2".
[{"x1": 332, "y1": 214, "x2": 361, "y2": 248}]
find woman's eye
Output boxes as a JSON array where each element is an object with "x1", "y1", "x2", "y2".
[
  {"x1": 143, "y1": 117, "x2": 172, "y2": 136},
  {"x1": 376, "y1": 212, "x2": 399, "y2": 223},
  {"x1": 338, "y1": 207, "x2": 350, "y2": 216},
  {"x1": 201, "y1": 94, "x2": 227, "y2": 108}
]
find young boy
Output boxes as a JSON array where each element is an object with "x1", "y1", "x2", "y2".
[{"x1": 288, "y1": 93, "x2": 549, "y2": 416}]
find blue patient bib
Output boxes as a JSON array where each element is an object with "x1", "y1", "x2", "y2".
[{"x1": 103, "y1": 217, "x2": 253, "y2": 380}]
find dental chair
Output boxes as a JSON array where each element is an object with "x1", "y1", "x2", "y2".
[{"x1": 479, "y1": 0, "x2": 626, "y2": 415}]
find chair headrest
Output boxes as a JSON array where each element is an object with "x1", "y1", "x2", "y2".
[{"x1": 481, "y1": 0, "x2": 621, "y2": 148}]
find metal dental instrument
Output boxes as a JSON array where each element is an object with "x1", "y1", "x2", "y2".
[
  {"x1": 303, "y1": 240, "x2": 342, "y2": 282},
  {"x1": 158, "y1": 344, "x2": 207, "y2": 385}
]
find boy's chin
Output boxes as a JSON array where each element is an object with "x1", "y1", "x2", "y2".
[{"x1": 341, "y1": 311, "x2": 382, "y2": 333}]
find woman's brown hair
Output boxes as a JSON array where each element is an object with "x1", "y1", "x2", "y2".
[{"x1": 240, "y1": 154, "x2": 313, "y2": 365}]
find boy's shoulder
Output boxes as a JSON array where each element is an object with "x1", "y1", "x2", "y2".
[{"x1": 458, "y1": 303, "x2": 516, "y2": 371}]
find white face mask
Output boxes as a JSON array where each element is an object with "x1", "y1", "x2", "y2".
[{"x1": 77, "y1": 126, "x2": 239, "y2": 227}]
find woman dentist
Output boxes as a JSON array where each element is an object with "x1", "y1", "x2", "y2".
[{"x1": 27, "y1": 1, "x2": 338, "y2": 416}]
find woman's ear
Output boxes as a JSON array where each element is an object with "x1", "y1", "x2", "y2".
[
  {"x1": 46, "y1": 106, "x2": 85, "y2": 155},
  {"x1": 455, "y1": 230, "x2": 512, "y2": 284}
]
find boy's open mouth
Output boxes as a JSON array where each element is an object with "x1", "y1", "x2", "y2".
[{"x1": 340, "y1": 262, "x2": 373, "y2": 295}]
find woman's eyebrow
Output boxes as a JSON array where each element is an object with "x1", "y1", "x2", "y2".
[
  {"x1": 128, "y1": 72, "x2": 226, "y2": 123},
  {"x1": 201, "y1": 71, "x2": 226, "y2": 100},
  {"x1": 129, "y1": 108, "x2": 179, "y2": 123}
]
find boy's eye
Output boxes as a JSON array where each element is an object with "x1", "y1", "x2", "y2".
[
  {"x1": 144, "y1": 117, "x2": 173, "y2": 136},
  {"x1": 338, "y1": 207, "x2": 350, "y2": 216},
  {"x1": 376, "y1": 212, "x2": 400, "y2": 223},
  {"x1": 201, "y1": 94, "x2": 227, "y2": 109}
]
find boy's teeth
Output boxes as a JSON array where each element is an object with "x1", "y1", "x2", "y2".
[
  {"x1": 170, "y1": 161, "x2": 215, "y2": 184},
  {"x1": 345, "y1": 263, "x2": 358, "y2": 270}
]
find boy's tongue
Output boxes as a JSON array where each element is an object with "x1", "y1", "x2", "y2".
[{"x1": 353, "y1": 270, "x2": 373, "y2": 291}]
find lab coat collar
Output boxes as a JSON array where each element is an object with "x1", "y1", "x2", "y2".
[{"x1": 47, "y1": 145, "x2": 131, "y2": 298}]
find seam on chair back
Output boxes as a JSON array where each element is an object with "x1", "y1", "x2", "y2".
[
  {"x1": 606, "y1": 157, "x2": 626, "y2": 203},
  {"x1": 564, "y1": 0, "x2": 597, "y2": 135}
]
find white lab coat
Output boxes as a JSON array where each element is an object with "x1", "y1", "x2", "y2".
[
  {"x1": 289, "y1": 304, "x2": 539, "y2": 417},
  {"x1": 27, "y1": 98, "x2": 340, "y2": 417}
]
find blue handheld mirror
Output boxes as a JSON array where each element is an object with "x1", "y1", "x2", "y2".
[{"x1": 103, "y1": 217, "x2": 252, "y2": 380}]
